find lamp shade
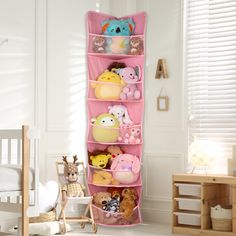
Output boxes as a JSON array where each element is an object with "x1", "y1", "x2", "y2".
[{"x1": 188, "y1": 139, "x2": 218, "y2": 168}]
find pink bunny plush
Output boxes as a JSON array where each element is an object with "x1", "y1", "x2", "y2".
[
  {"x1": 108, "y1": 104, "x2": 133, "y2": 126},
  {"x1": 110, "y1": 154, "x2": 141, "y2": 184},
  {"x1": 114, "y1": 66, "x2": 141, "y2": 100}
]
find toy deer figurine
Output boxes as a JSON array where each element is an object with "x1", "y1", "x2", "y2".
[{"x1": 61, "y1": 155, "x2": 85, "y2": 201}]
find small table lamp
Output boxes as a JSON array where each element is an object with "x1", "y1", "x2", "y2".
[{"x1": 188, "y1": 139, "x2": 217, "y2": 174}]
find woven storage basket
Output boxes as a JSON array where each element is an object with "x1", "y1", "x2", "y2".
[
  {"x1": 29, "y1": 209, "x2": 56, "y2": 223},
  {"x1": 212, "y1": 218, "x2": 232, "y2": 232}
]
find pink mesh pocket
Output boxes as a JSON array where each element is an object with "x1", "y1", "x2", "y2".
[{"x1": 92, "y1": 205, "x2": 141, "y2": 226}]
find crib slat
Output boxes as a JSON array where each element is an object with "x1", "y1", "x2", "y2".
[
  {"x1": 17, "y1": 139, "x2": 21, "y2": 165},
  {"x1": 8, "y1": 139, "x2": 11, "y2": 164}
]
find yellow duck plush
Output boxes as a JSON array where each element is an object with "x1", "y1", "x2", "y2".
[{"x1": 91, "y1": 70, "x2": 125, "y2": 100}]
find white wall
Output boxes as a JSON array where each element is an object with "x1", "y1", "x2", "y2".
[{"x1": 0, "y1": 0, "x2": 184, "y2": 225}]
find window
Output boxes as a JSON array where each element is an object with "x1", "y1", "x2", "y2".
[{"x1": 185, "y1": 0, "x2": 236, "y2": 173}]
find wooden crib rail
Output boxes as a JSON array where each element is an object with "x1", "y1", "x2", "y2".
[{"x1": 22, "y1": 125, "x2": 29, "y2": 236}]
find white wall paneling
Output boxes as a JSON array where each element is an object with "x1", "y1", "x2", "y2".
[{"x1": 0, "y1": 0, "x2": 36, "y2": 128}]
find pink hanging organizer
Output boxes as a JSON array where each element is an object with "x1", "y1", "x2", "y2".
[{"x1": 86, "y1": 11, "x2": 146, "y2": 227}]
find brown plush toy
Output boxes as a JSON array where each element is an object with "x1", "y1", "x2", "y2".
[
  {"x1": 129, "y1": 37, "x2": 144, "y2": 55},
  {"x1": 120, "y1": 188, "x2": 138, "y2": 220},
  {"x1": 61, "y1": 155, "x2": 85, "y2": 201},
  {"x1": 93, "y1": 36, "x2": 106, "y2": 53}
]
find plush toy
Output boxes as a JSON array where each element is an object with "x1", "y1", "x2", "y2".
[
  {"x1": 107, "y1": 62, "x2": 126, "y2": 71},
  {"x1": 110, "y1": 154, "x2": 141, "y2": 184},
  {"x1": 103, "y1": 190, "x2": 121, "y2": 216},
  {"x1": 102, "y1": 18, "x2": 135, "y2": 36},
  {"x1": 93, "y1": 191, "x2": 112, "y2": 209},
  {"x1": 90, "y1": 153, "x2": 111, "y2": 169},
  {"x1": 120, "y1": 188, "x2": 138, "y2": 220},
  {"x1": 101, "y1": 18, "x2": 135, "y2": 54},
  {"x1": 91, "y1": 70, "x2": 125, "y2": 100},
  {"x1": 92, "y1": 36, "x2": 106, "y2": 53},
  {"x1": 92, "y1": 170, "x2": 119, "y2": 185},
  {"x1": 119, "y1": 127, "x2": 141, "y2": 144},
  {"x1": 108, "y1": 105, "x2": 133, "y2": 126},
  {"x1": 91, "y1": 113, "x2": 120, "y2": 143},
  {"x1": 114, "y1": 66, "x2": 141, "y2": 100},
  {"x1": 129, "y1": 37, "x2": 144, "y2": 55},
  {"x1": 106, "y1": 145, "x2": 124, "y2": 162},
  {"x1": 61, "y1": 156, "x2": 85, "y2": 200}
]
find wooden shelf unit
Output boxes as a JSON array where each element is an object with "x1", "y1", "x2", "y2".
[{"x1": 172, "y1": 174, "x2": 236, "y2": 236}]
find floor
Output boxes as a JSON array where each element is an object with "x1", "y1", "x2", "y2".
[{"x1": 58, "y1": 222, "x2": 187, "y2": 236}]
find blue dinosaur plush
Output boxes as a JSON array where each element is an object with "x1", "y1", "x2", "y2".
[
  {"x1": 101, "y1": 18, "x2": 135, "y2": 54},
  {"x1": 102, "y1": 18, "x2": 135, "y2": 36}
]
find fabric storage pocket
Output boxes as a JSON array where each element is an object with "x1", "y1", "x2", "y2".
[
  {"x1": 88, "y1": 167, "x2": 141, "y2": 186},
  {"x1": 175, "y1": 198, "x2": 201, "y2": 212},
  {"x1": 89, "y1": 34, "x2": 144, "y2": 55},
  {"x1": 89, "y1": 80, "x2": 125, "y2": 100},
  {"x1": 92, "y1": 204, "x2": 141, "y2": 226},
  {"x1": 174, "y1": 212, "x2": 201, "y2": 226},
  {"x1": 175, "y1": 183, "x2": 201, "y2": 197}
]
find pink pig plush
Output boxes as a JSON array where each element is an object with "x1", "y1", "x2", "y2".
[
  {"x1": 114, "y1": 66, "x2": 141, "y2": 100},
  {"x1": 124, "y1": 127, "x2": 141, "y2": 144},
  {"x1": 110, "y1": 154, "x2": 141, "y2": 184}
]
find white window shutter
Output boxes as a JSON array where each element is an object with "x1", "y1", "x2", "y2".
[{"x1": 186, "y1": 0, "x2": 236, "y2": 173}]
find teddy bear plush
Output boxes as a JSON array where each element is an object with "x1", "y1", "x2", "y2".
[
  {"x1": 61, "y1": 156, "x2": 85, "y2": 200},
  {"x1": 129, "y1": 37, "x2": 144, "y2": 55},
  {"x1": 90, "y1": 153, "x2": 111, "y2": 169},
  {"x1": 120, "y1": 188, "x2": 138, "y2": 220},
  {"x1": 93, "y1": 191, "x2": 112, "y2": 209},
  {"x1": 101, "y1": 18, "x2": 135, "y2": 54},
  {"x1": 92, "y1": 36, "x2": 106, "y2": 53},
  {"x1": 92, "y1": 170, "x2": 119, "y2": 185},
  {"x1": 106, "y1": 145, "x2": 124, "y2": 162},
  {"x1": 113, "y1": 66, "x2": 141, "y2": 100},
  {"x1": 108, "y1": 104, "x2": 133, "y2": 126}
]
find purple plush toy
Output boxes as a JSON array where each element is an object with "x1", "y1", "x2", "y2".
[{"x1": 114, "y1": 66, "x2": 141, "y2": 100}]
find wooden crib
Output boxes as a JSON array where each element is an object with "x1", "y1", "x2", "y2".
[{"x1": 0, "y1": 125, "x2": 39, "y2": 236}]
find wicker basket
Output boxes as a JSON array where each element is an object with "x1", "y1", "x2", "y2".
[
  {"x1": 212, "y1": 218, "x2": 232, "y2": 232},
  {"x1": 29, "y1": 209, "x2": 56, "y2": 223}
]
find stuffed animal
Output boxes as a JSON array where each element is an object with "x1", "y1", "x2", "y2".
[
  {"x1": 91, "y1": 113, "x2": 120, "y2": 143},
  {"x1": 102, "y1": 18, "x2": 135, "y2": 36},
  {"x1": 90, "y1": 154, "x2": 111, "y2": 169},
  {"x1": 108, "y1": 105, "x2": 133, "y2": 126},
  {"x1": 92, "y1": 170, "x2": 119, "y2": 185},
  {"x1": 129, "y1": 37, "x2": 144, "y2": 55},
  {"x1": 119, "y1": 127, "x2": 141, "y2": 144},
  {"x1": 91, "y1": 70, "x2": 125, "y2": 100},
  {"x1": 120, "y1": 188, "x2": 138, "y2": 220},
  {"x1": 107, "y1": 62, "x2": 126, "y2": 71},
  {"x1": 93, "y1": 36, "x2": 106, "y2": 53},
  {"x1": 61, "y1": 156, "x2": 85, "y2": 200},
  {"x1": 101, "y1": 18, "x2": 135, "y2": 54},
  {"x1": 103, "y1": 190, "x2": 121, "y2": 216},
  {"x1": 114, "y1": 66, "x2": 141, "y2": 100},
  {"x1": 110, "y1": 154, "x2": 141, "y2": 184},
  {"x1": 106, "y1": 145, "x2": 124, "y2": 162},
  {"x1": 93, "y1": 191, "x2": 112, "y2": 209}
]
